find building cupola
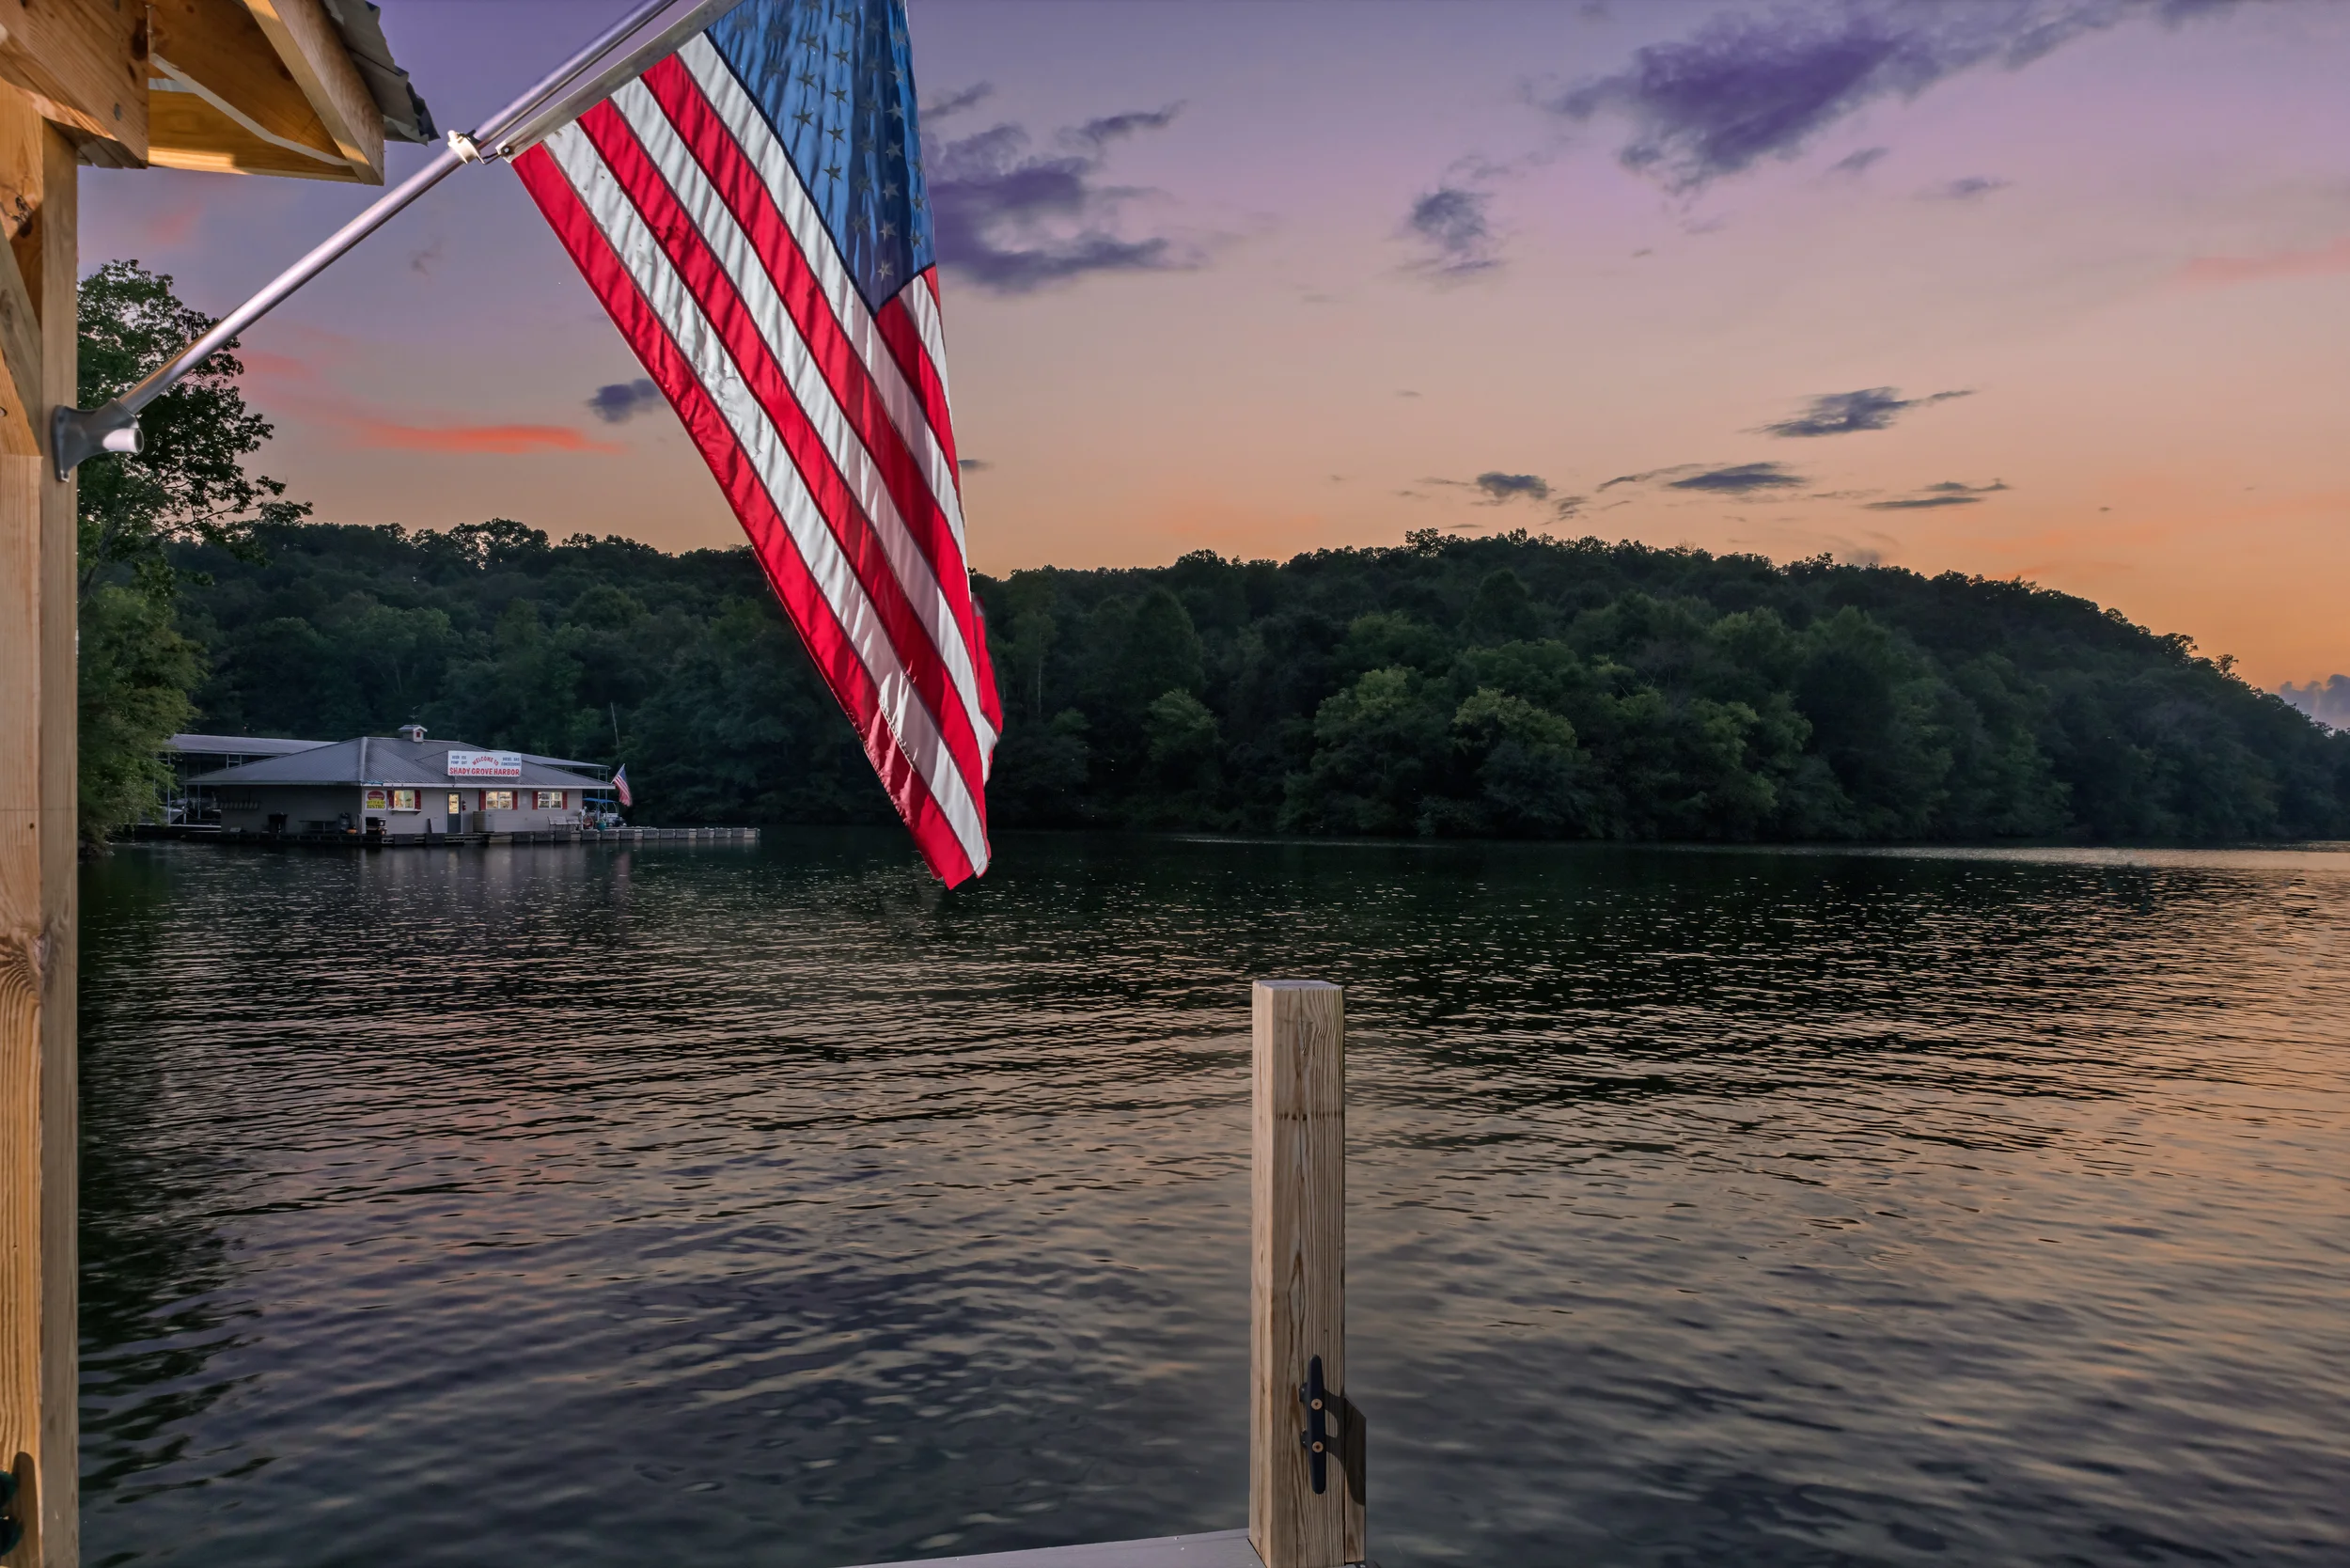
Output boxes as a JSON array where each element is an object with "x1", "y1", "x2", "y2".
[{"x1": 399, "y1": 724, "x2": 427, "y2": 742}]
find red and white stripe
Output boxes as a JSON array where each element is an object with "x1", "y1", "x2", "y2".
[{"x1": 514, "y1": 39, "x2": 999, "y2": 885}]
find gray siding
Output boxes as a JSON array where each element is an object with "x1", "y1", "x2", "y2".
[{"x1": 219, "y1": 785, "x2": 586, "y2": 836}]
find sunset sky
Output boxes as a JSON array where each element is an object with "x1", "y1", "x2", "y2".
[{"x1": 80, "y1": 0, "x2": 2350, "y2": 689}]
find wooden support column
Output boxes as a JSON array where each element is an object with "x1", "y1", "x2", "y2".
[
  {"x1": 1250, "y1": 980, "x2": 1366, "y2": 1568},
  {"x1": 0, "y1": 87, "x2": 78, "y2": 1568}
]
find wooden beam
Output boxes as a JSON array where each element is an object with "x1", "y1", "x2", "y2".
[
  {"x1": 0, "y1": 86, "x2": 41, "y2": 457},
  {"x1": 239, "y1": 0, "x2": 380, "y2": 180},
  {"x1": 1249, "y1": 981, "x2": 1366, "y2": 1568},
  {"x1": 0, "y1": 0, "x2": 148, "y2": 165},
  {"x1": 0, "y1": 94, "x2": 78, "y2": 1568},
  {"x1": 149, "y1": 0, "x2": 373, "y2": 183}
]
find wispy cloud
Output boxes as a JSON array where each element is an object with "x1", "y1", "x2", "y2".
[
  {"x1": 1424, "y1": 469, "x2": 1587, "y2": 518},
  {"x1": 1605, "y1": 461, "x2": 1810, "y2": 494},
  {"x1": 586, "y1": 379, "x2": 663, "y2": 425},
  {"x1": 1539, "y1": 1, "x2": 2240, "y2": 192},
  {"x1": 233, "y1": 344, "x2": 621, "y2": 454},
  {"x1": 921, "y1": 82, "x2": 995, "y2": 121},
  {"x1": 1864, "y1": 479, "x2": 2011, "y2": 510},
  {"x1": 1669, "y1": 462, "x2": 1807, "y2": 494},
  {"x1": 959, "y1": 458, "x2": 993, "y2": 474},
  {"x1": 1473, "y1": 470, "x2": 1551, "y2": 502},
  {"x1": 926, "y1": 104, "x2": 1196, "y2": 293},
  {"x1": 1828, "y1": 145, "x2": 1889, "y2": 175},
  {"x1": 1401, "y1": 186, "x2": 1502, "y2": 277},
  {"x1": 1762, "y1": 385, "x2": 1972, "y2": 437},
  {"x1": 2177, "y1": 235, "x2": 2350, "y2": 287},
  {"x1": 1064, "y1": 107, "x2": 1182, "y2": 149},
  {"x1": 345, "y1": 420, "x2": 623, "y2": 456},
  {"x1": 1922, "y1": 175, "x2": 2012, "y2": 200}
]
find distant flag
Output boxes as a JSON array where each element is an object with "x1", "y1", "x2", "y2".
[
  {"x1": 511, "y1": 0, "x2": 1001, "y2": 886},
  {"x1": 614, "y1": 763, "x2": 634, "y2": 808}
]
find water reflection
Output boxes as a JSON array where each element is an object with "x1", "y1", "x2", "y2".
[{"x1": 78, "y1": 833, "x2": 2350, "y2": 1565}]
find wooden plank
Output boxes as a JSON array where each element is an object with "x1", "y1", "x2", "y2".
[
  {"x1": 0, "y1": 102, "x2": 75, "y2": 1568},
  {"x1": 148, "y1": 0, "x2": 365, "y2": 181},
  {"x1": 841, "y1": 1529, "x2": 1263, "y2": 1568},
  {"x1": 1250, "y1": 980, "x2": 1365, "y2": 1568},
  {"x1": 238, "y1": 0, "x2": 381, "y2": 180},
  {"x1": 0, "y1": 86, "x2": 41, "y2": 456},
  {"x1": 145, "y1": 71, "x2": 353, "y2": 179},
  {"x1": 31, "y1": 114, "x2": 72, "y2": 1568},
  {"x1": 0, "y1": 0, "x2": 148, "y2": 164}
]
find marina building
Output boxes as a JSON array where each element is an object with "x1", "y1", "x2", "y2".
[{"x1": 185, "y1": 727, "x2": 611, "y2": 839}]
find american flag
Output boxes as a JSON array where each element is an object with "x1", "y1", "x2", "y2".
[{"x1": 514, "y1": 0, "x2": 1001, "y2": 886}]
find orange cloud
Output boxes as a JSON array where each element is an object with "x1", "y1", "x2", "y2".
[
  {"x1": 343, "y1": 418, "x2": 623, "y2": 455},
  {"x1": 236, "y1": 348, "x2": 311, "y2": 382},
  {"x1": 2177, "y1": 236, "x2": 2350, "y2": 287}
]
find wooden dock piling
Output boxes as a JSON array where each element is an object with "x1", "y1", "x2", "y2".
[{"x1": 1250, "y1": 980, "x2": 1366, "y2": 1568}]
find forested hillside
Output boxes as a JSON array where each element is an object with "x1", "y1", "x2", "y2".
[{"x1": 168, "y1": 520, "x2": 2350, "y2": 842}]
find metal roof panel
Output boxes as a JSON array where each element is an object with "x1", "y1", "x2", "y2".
[{"x1": 185, "y1": 736, "x2": 608, "y2": 790}]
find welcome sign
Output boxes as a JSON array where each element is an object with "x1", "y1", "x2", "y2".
[{"x1": 446, "y1": 750, "x2": 523, "y2": 780}]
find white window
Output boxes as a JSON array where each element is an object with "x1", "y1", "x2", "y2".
[
  {"x1": 391, "y1": 789, "x2": 419, "y2": 812},
  {"x1": 534, "y1": 791, "x2": 566, "y2": 809},
  {"x1": 483, "y1": 790, "x2": 516, "y2": 810}
]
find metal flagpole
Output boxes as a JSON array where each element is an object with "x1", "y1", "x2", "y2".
[{"x1": 51, "y1": 0, "x2": 714, "y2": 480}]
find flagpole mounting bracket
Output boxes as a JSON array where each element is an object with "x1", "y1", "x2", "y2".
[{"x1": 53, "y1": 400, "x2": 144, "y2": 482}]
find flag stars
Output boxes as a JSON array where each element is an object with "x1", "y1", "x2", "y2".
[{"x1": 714, "y1": 4, "x2": 932, "y2": 306}]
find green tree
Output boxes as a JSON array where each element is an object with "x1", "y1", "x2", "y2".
[
  {"x1": 78, "y1": 586, "x2": 202, "y2": 848},
  {"x1": 1284, "y1": 667, "x2": 1450, "y2": 834},
  {"x1": 1145, "y1": 688, "x2": 1222, "y2": 793},
  {"x1": 77, "y1": 260, "x2": 306, "y2": 599},
  {"x1": 75, "y1": 262, "x2": 305, "y2": 849}
]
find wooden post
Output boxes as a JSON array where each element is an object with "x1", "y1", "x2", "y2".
[
  {"x1": 0, "y1": 95, "x2": 78, "y2": 1568},
  {"x1": 1250, "y1": 980, "x2": 1366, "y2": 1568}
]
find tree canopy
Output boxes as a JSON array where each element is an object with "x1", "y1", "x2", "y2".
[{"x1": 164, "y1": 520, "x2": 2350, "y2": 844}]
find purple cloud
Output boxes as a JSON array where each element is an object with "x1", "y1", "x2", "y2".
[
  {"x1": 1543, "y1": 2, "x2": 2241, "y2": 191},
  {"x1": 1763, "y1": 386, "x2": 1972, "y2": 437}
]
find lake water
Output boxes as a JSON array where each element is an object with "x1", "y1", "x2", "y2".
[{"x1": 77, "y1": 832, "x2": 2350, "y2": 1567}]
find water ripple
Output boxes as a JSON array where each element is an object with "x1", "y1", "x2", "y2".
[{"x1": 78, "y1": 833, "x2": 2350, "y2": 1566}]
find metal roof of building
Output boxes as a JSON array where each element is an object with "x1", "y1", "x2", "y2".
[
  {"x1": 186, "y1": 736, "x2": 610, "y2": 790},
  {"x1": 168, "y1": 733, "x2": 330, "y2": 757}
]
